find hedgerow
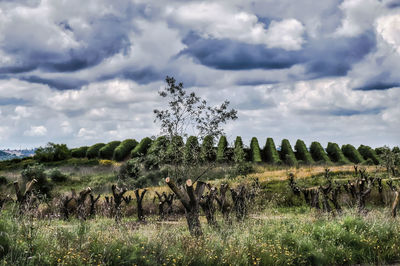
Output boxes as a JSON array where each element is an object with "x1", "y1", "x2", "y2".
[
  {"x1": 263, "y1": 138, "x2": 281, "y2": 164},
  {"x1": 250, "y1": 137, "x2": 262, "y2": 163},
  {"x1": 294, "y1": 139, "x2": 314, "y2": 164},
  {"x1": 341, "y1": 144, "x2": 364, "y2": 164},
  {"x1": 165, "y1": 136, "x2": 184, "y2": 164},
  {"x1": 358, "y1": 145, "x2": 381, "y2": 165},
  {"x1": 86, "y1": 143, "x2": 106, "y2": 159},
  {"x1": 216, "y1": 136, "x2": 229, "y2": 163},
  {"x1": 201, "y1": 135, "x2": 216, "y2": 163},
  {"x1": 99, "y1": 141, "x2": 121, "y2": 160},
  {"x1": 71, "y1": 146, "x2": 89, "y2": 158},
  {"x1": 326, "y1": 142, "x2": 350, "y2": 164},
  {"x1": 145, "y1": 136, "x2": 169, "y2": 169},
  {"x1": 310, "y1": 141, "x2": 331, "y2": 163},
  {"x1": 280, "y1": 139, "x2": 297, "y2": 166},
  {"x1": 113, "y1": 139, "x2": 138, "y2": 161},
  {"x1": 131, "y1": 137, "x2": 152, "y2": 158},
  {"x1": 184, "y1": 136, "x2": 200, "y2": 164}
]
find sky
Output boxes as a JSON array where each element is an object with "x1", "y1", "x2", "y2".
[{"x1": 0, "y1": 0, "x2": 399, "y2": 149}]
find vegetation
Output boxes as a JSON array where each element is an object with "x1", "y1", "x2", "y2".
[
  {"x1": 280, "y1": 139, "x2": 297, "y2": 166},
  {"x1": 35, "y1": 143, "x2": 71, "y2": 162},
  {"x1": 358, "y1": 145, "x2": 381, "y2": 165},
  {"x1": 326, "y1": 142, "x2": 350, "y2": 164},
  {"x1": 263, "y1": 138, "x2": 281, "y2": 164},
  {"x1": 99, "y1": 141, "x2": 122, "y2": 160},
  {"x1": 184, "y1": 136, "x2": 200, "y2": 165},
  {"x1": 216, "y1": 136, "x2": 229, "y2": 163},
  {"x1": 145, "y1": 136, "x2": 169, "y2": 170},
  {"x1": 294, "y1": 139, "x2": 314, "y2": 164},
  {"x1": 165, "y1": 136, "x2": 184, "y2": 164},
  {"x1": 71, "y1": 146, "x2": 89, "y2": 158},
  {"x1": 310, "y1": 141, "x2": 331, "y2": 163},
  {"x1": 250, "y1": 137, "x2": 262, "y2": 163},
  {"x1": 131, "y1": 138, "x2": 152, "y2": 158},
  {"x1": 113, "y1": 139, "x2": 138, "y2": 162},
  {"x1": 342, "y1": 144, "x2": 364, "y2": 164},
  {"x1": 86, "y1": 143, "x2": 106, "y2": 159},
  {"x1": 201, "y1": 135, "x2": 216, "y2": 163}
]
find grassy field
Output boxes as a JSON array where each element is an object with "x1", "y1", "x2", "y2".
[{"x1": 0, "y1": 162, "x2": 399, "y2": 265}]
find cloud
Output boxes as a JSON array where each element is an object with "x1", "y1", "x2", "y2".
[
  {"x1": 376, "y1": 14, "x2": 400, "y2": 54},
  {"x1": 24, "y1": 125, "x2": 47, "y2": 136}
]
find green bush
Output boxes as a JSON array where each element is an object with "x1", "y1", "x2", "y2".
[
  {"x1": 263, "y1": 138, "x2": 281, "y2": 164},
  {"x1": 184, "y1": 136, "x2": 200, "y2": 164},
  {"x1": 35, "y1": 143, "x2": 71, "y2": 162},
  {"x1": 358, "y1": 145, "x2": 380, "y2": 165},
  {"x1": 0, "y1": 219, "x2": 9, "y2": 258},
  {"x1": 113, "y1": 139, "x2": 138, "y2": 161},
  {"x1": 86, "y1": 143, "x2": 106, "y2": 159},
  {"x1": 216, "y1": 136, "x2": 229, "y2": 163},
  {"x1": 165, "y1": 136, "x2": 184, "y2": 164},
  {"x1": 280, "y1": 139, "x2": 297, "y2": 166},
  {"x1": 21, "y1": 163, "x2": 52, "y2": 198},
  {"x1": 310, "y1": 141, "x2": 331, "y2": 163},
  {"x1": 48, "y1": 168, "x2": 68, "y2": 183},
  {"x1": 294, "y1": 139, "x2": 314, "y2": 164},
  {"x1": 131, "y1": 137, "x2": 152, "y2": 158},
  {"x1": 326, "y1": 142, "x2": 350, "y2": 164},
  {"x1": 145, "y1": 136, "x2": 169, "y2": 169},
  {"x1": 0, "y1": 176, "x2": 7, "y2": 185},
  {"x1": 250, "y1": 137, "x2": 262, "y2": 163},
  {"x1": 342, "y1": 144, "x2": 364, "y2": 164},
  {"x1": 234, "y1": 136, "x2": 246, "y2": 162},
  {"x1": 99, "y1": 141, "x2": 121, "y2": 160},
  {"x1": 117, "y1": 159, "x2": 141, "y2": 180},
  {"x1": 71, "y1": 146, "x2": 89, "y2": 158},
  {"x1": 201, "y1": 135, "x2": 216, "y2": 163}
]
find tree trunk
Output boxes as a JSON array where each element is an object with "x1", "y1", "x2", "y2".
[
  {"x1": 135, "y1": 189, "x2": 147, "y2": 222},
  {"x1": 199, "y1": 186, "x2": 218, "y2": 227}
]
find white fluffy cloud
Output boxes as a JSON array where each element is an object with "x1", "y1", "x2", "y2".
[
  {"x1": 24, "y1": 125, "x2": 47, "y2": 136},
  {"x1": 376, "y1": 14, "x2": 400, "y2": 54}
]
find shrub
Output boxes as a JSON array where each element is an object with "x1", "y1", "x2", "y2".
[
  {"x1": 216, "y1": 136, "x2": 229, "y2": 163},
  {"x1": 165, "y1": 136, "x2": 184, "y2": 164},
  {"x1": 131, "y1": 137, "x2": 152, "y2": 158},
  {"x1": 201, "y1": 135, "x2": 216, "y2": 163},
  {"x1": 113, "y1": 139, "x2": 138, "y2": 161},
  {"x1": 250, "y1": 137, "x2": 262, "y2": 163},
  {"x1": 0, "y1": 220, "x2": 9, "y2": 258},
  {"x1": 48, "y1": 168, "x2": 68, "y2": 182},
  {"x1": 35, "y1": 143, "x2": 71, "y2": 162},
  {"x1": 326, "y1": 142, "x2": 350, "y2": 164},
  {"x1": 117, "y1": 159, "x2": 141, "y2": 180},
  {"x1": 0, "y1": 176, "x2": 7, "y2": 185},
  {"x1": 294, "y1": 139, "x2": 314, "y2": 164},
  {"x1": 99, "y1": 141, "x2": 121, "y2": 160},
  {"x1": 234, "y1": 136, "x2": 245, "y2": 162},
  {"x1": 71, "y1": 146, "x2": 89, "y2": 158},
  {"x1": 341, "y1": 144, "x2": 364, "y2": 164},
  {"x1": 184, "y1": 136, "x2": 200, "y2": 164},
  {"x1": 145, "y1": 136, "x2": 169, "y2": 169},
  {"x1": 86, "y1": 143, "x2": 106, "y2": 159},
  {"x1": 21, "y1": 164, "x2": 52, "y2": 198},
  {"x1": 358, "y1": 145, "x2": 380, "y2": 165},
  {"x1": 310, "y1": 141, "x2": 331, "y2": 163},
  {"x1": 280, "y1": 139, "x2": 297, "y2": 166},
  {"x1": 263, "y1": 138, "x2": 281, "y2": 164}
]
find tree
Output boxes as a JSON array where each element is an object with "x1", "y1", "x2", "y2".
[
  {"x1": 154, "y1": 76, "x2": 237, "y2": 236},
  {"x1": 35, "y1": 142, "x2": 71, "y2": 162}
]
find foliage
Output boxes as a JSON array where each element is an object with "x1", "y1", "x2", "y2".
[
  {"x1": 21, "y1": 163, "x2": 52, "y2": 197},
  {"x1": 99, "y1": 141, "x2": 121, "y2": 160},
  {"x1": 35, "y1": 143, "x2": 71, "y2": 162},
  {"x1": 233, "y1": 136, "x2": 253, "y2": 176},
  {"x1": 200, "y1": 135, "x2": 216, "y2": 163},
  {"x1": 117, "y1": 158, "x2": 141, "y2": 181},
  {"x1": 250, "y1": 137, "x2": 262, "y2": 163},
  {"x1": 144, "y1": 136, "x2": 169, "y2": 170},
  {"x1": 70, "y1": 146, "x2": 89, "y2": 158},
  {"x1": 294, "y1": 139, "x2": 314, "y2": 164},
  {"x1": 379, "y1": 146, "x2": 400, "y2": 177},
  {"x1": 130, "y1": 137, "x2": 152, "y2": 158},
  {"x1": 47, "y1": 168, "x2": 68, "y2": 183},
  {"x1": 216, "y1": 135, "x2": 229, "y2": 163},
  {"x1": 86, "y1": 143, "x2": 106, "y2": 159},
  {"x1": 310, "y1": 141, "x2": 331, "y2": 163},
  {"x1": 113, "y1": 139, "x2": 138, "y2": 162},
  {"x1": 0, "y1": 176, "x2": 7, "y2": 185},
  {"x1": 326, "y1": 142, "x2": 350, "y2": 164},
  {"x1": 280, "y1": 139, "x2": 297, "y2": 166},
  {"x1": 183, "y1": 136, "x2": 200, "y2": 165},
  {"x1": 165, "y1": 136, "x2": 184, "y2": 164},
  {"x1": 342, "y1": 144, "x2": 364, "y2": 164},
  {"x1": 263, "y1": 138, "x2": 281, "y2": 164},
  {"x1": 358, "y1": 145, "x2": 380, "y2": 165}
]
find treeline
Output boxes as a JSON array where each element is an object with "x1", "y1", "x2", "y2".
[{"x1": 62, "y1": 136, "x2": 398, "y2": 166}]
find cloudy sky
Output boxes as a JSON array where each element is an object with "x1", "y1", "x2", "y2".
[{"x1": 0, "y1": 0, "x2": 399, "y2": 149}]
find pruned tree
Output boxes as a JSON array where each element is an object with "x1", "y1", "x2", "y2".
[
  {"x1": 61, "y1": 187, "x2": 92, "y2": 220},
  {"x1": 199, "y1": 184, "x2": 218, "y2": 227},
  {"x1": 387, "y1": 180, "x2": 400, "y2": 218},
  {"x1": 230, "y1": 185, "x2": 248, "y2": 221},
  {"x1": 134, "y1": 189, "x2": 147, "y2": 222},
  {"x1": 14, "y1": 179, "x2": 37, "y2": 213},
  {"x1": 111, "y1": 184, "x2": 127, "y2": 223},
  {"x1": 215, "y1": 183, "x2": 232, "y2": 223},
  {"x1": 154, "y1": 191, "x2": 174, "y2": 220},
  {"x1": 89, "y1": 194, "x2": 101, "y2": 217}
]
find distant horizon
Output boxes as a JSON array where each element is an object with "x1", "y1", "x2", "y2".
[{"x1": 0, "y1": 1, "x2": 399, "y2": 150}]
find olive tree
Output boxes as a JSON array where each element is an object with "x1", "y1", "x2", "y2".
[{"x1": 153, "y1": 76, "x2": 237, "y2": 236}]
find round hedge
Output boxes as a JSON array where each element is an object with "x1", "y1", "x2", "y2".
[
  {"x1": 250, "y1": 137, "x2": 262, "y2": 163},
  {"x1": 184, "y1": 136, "x2": 200, "y2": 164},
  {"x1": 358, "y1": 145, "x2": 380, "y2": 165},
  {"x1": 216, "y1": 136, "x2": 229, "y2": 163},
  {"x1": 326, "y1": 142, "x2": 349, "y2": 164},
  {"x1": 310, "y1": 141, "x2": 331, "y2": 163},
  {"x1": 280, "y1": 139, "x2": 297, "y2": 166},
  {"x1": 99, "y1": 141, "x2": 121, "y2": 160},
  {"x1": 294, "y1": 139, "x2": 314, "y2": 164},
  {"x1": 165, "y1": 136, "x2": 184, "y2": 164},
  {"x1": 131, "y1": 137, "x2": 153, "y2": 158},
  {"x1": 145, "y1": 136, "x2": 170, "y2": 169},
  {"x1": 201, "y1": 135, "x2": 216, "y2": 163},
  {"x1": 71, "y1": 146, "x2": 88, "y2": 158},
  {"x1": 341, "y1": 144, "x2": 364, "y2": 164},
  {"x1": 234, "y1": 136, "x2": 246, "y2": 163},
  {"x1": 113, "y1": 139, "x2": 138, "y2": 161},
  {"x1": 263, "y1": 138, "x2": 281, "y2": 164},
  {"x1": 86, "y1": 143, "x2": 106, "y2": 159}
]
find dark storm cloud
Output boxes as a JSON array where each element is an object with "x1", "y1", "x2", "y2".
[
  {"x1": 297, "y1": 107, "x2": 384, "y2": 116},
  {"x1": 20, "y1": 76, "x2": 87, "y2": 90},
  {"x1": 353, "y1": 82, "x2": 400, "y2": 91},
  {"x1": 386, "y1": 0, "x2": 400, "y2": 8}
]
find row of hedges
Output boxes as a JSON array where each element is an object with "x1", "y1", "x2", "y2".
[{"x1": 69, "y1": 136, "x2": 385, "y2": 166}]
